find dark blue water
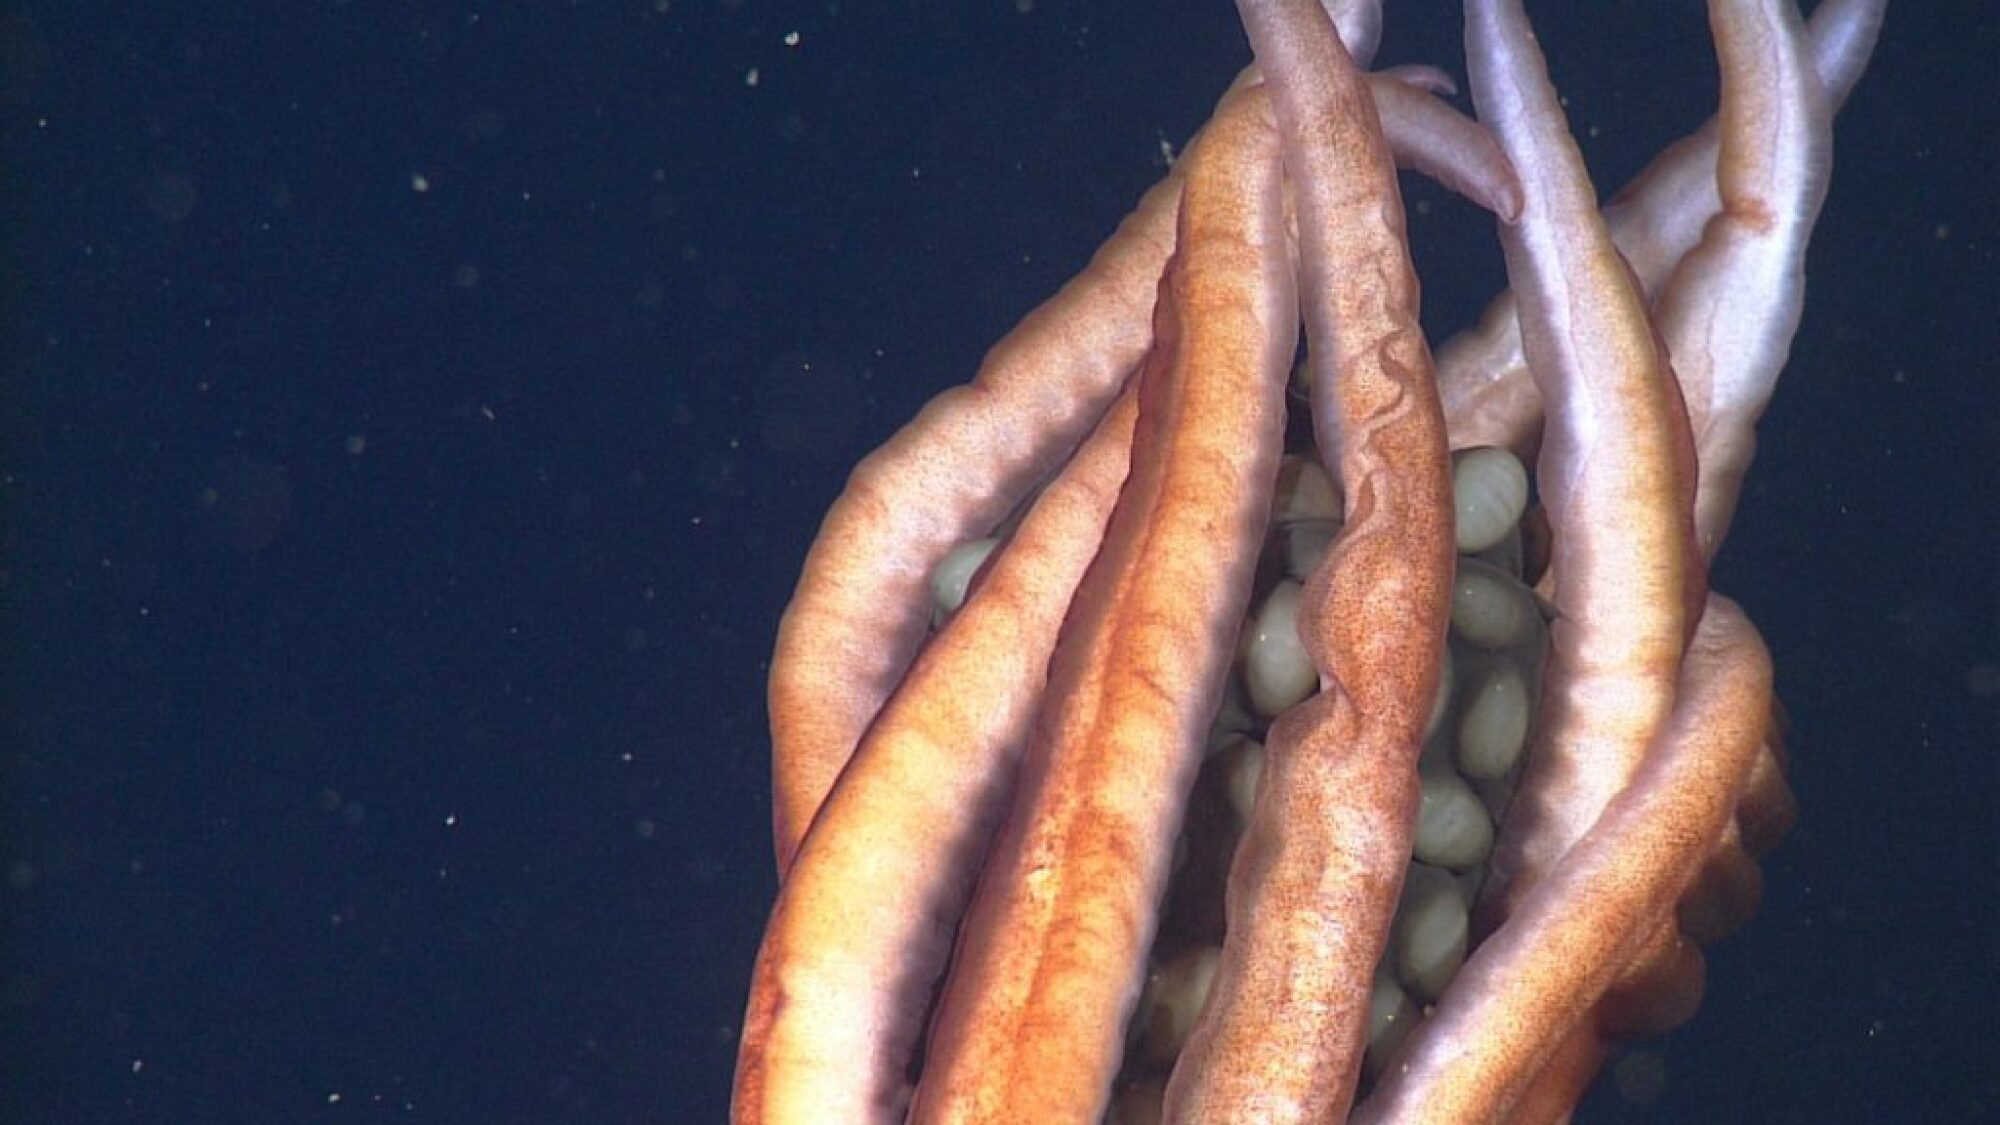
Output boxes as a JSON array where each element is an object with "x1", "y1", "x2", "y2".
[{"x1": 5, "y1": 2, "x2": 1991, "y2": 1121}]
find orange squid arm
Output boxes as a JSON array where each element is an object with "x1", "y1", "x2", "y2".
[
  {"x1": 766, "y1": 169, "x2": 1181, "y2": 874},
  {"x1": 1165, "y1": 0, "x2": 1455, "y2": 1119},
  {"x1": 907, "y1": 87, "x2": 1297, "y2": 1124},
  {"x1": 733, "y1": 388, "x2": 1139, "y2": 1123}
]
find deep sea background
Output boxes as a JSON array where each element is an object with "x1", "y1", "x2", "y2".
[{"x1": 3, "y1": 2, "x2": 1992, "y2": 1122}]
